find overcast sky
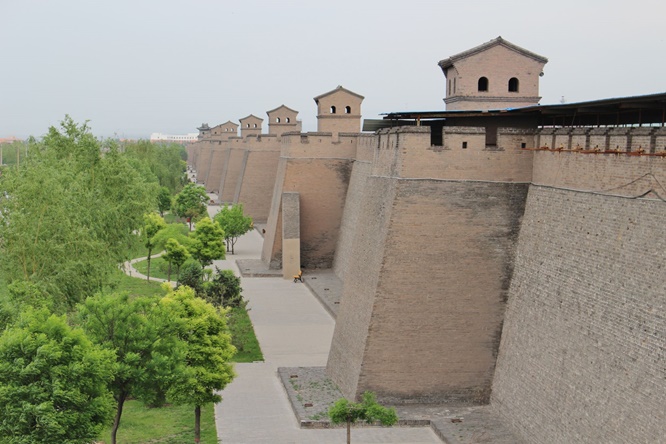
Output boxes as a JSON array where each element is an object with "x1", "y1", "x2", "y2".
[{"x1": 1, "y1": 0, "x2": 665, "y2": 139}]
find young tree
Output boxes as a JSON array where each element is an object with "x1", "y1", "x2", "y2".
[
  {"x1": 143, "y1": 212, "x2": 167, "y2": 281},
  {"x1": 78, "y1": 292, "x2": 183, "y2": 444},
  {"x1": 157, "y1": 186, "x2": 172, "y2": 216},
  {"x1": 328, "y1": 391, "x2": 398, "y2": 444},
  {"x1": 174, "y1": 183, "x2": 209, "y2": 230},
  {"x1": 190, "y1": 217, "x2": 225, "y2": 268},
  {"x1": 204, "y1": 267, "x2": 244, "y2": 308},
  {"x1": 0, "y1": 309, "x2": 115, "y2": 444},
  {"x1": 163, "y1": 238, "x2": 191, "y2": 283},
  {"x1": 161, "y1": 286, "x2": 236, "y2": 444},
  {"x1": 213, "y1": 204, "x2": 253, "y2": 254}
]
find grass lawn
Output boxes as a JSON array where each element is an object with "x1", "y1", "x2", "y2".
[
  {"x1": 132, "y1": 255, "x2": 170, "y2": 281},
  {"x1": 101, "y1": 401, "x2": 218, "y2": 444},
  {"x1": 228, "y1": 306, "x2": 264, "y2": 362},
  {"x1": 107, "y1": 269, "x2": 167, "y2": 297}
]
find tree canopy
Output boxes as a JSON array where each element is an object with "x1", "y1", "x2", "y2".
[
  {"x1": 173, "y1": 183, "x2": 209, "y2": 230},
  {"x1": 78, "y1": 292, "x2": 183, "y2": 444},
  {"x1": 329, "y1": 391, "x2": 398, "y2": 444},
  {"x1": 0, "y1": 117, "x2": 158, "y2": 309},
  {"x1": 190, "y1": 217, "x2": 225, "y2": 267},
  {"x1": 213, "y1": 204, "x2": 253, "y2": 254},
  {"x1": 0, "y1": 309, "x2": 115, "y2": 444},
  {"x1": 161, "y1": 286, "x2": 236, "y2": 443}
]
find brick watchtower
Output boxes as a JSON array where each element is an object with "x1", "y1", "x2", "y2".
[
  {"x1": 439, "y1": 36, "x2": 548, "y2": 111},
  {"x1": 314, "y1": 86, "x2": 364, "y2": 138}
]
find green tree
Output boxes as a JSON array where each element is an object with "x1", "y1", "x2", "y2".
[
  {"x1": 143, "y1": 213, "x2": 167, "y2": 281},
  {"x1": 163, "y1": 238, "x2": 191, "y2": 283},
  {"x1": 78, "y1": 292, "x2": 183, "y2": 444},
  {"x1": 204, "y1": 267, "x2": 244, "y2": 309},
  {"x1": 174, "y1": 183, "x2": 209, "y2": 231},
  {"x1": 0, "y1": 309, "x2": 115, "y2": 444},
  {"x1": 178, "y1": 262, "x2": 204, "y2": 295},
  {"x1": 213, "y1": 204, "x2": 253, "y2": 254},
  {"x1": 157, "y1": 186, "x2": 172, "y2": 217},
  {"x1": 190, "y1": 217, "x2": 225, "y2": 268},
  {"x1": 161, "y1": 286, "x2": 236, "y2": 444},
  {"x1": 328, "y1": 391, "x2": 398, "y2": 444},
  {"x1": 0, "y1": 117, "x2": 158, "y2": 309}
]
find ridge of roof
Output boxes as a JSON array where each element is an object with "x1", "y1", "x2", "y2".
[
  {"x1": 438, "y1": 36, "x2": 548, "y2": 70},
  {"x1": 266, "y1": 104, "x2": 299, "y2": 115},
  {"x1": 313, "y1": 85, "x2": 365, "y2": 103},
  {"x1": 239, "y1": 114, "x2": 264, "y2": 122}
]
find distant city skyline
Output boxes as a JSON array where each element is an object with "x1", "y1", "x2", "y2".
[{"x1": 2, "y1": 0, "x2": 665, "y2": 139}]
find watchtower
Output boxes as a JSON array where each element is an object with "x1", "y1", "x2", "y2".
[
  {"x1": 314, "y1": 86, "x2": 364, "y2": 137},
  {"x1": 439, "y1": 36, "x2": 548, "y2": 111},
  {"x1": 267, "y1": 105, "x2": 301, "y2": 137},
  {"x1": 209, "y1": 121, "x2": 239, "y2": 140},
  {"x1": 239, "y1": 115, "x2": 263, "y2": 138}
]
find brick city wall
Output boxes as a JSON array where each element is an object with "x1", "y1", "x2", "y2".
[
  {"x1": 332, "y1": 134, "x2": 376, "y2": 280},
  {"x1": 531, "y1": 149, "x2": 666, "y2": 199},
  {"x1": 219, "y1": 147, "x2": 247, "y2": 203},
  {"x1": 237, "y1": 149, "x2": 281, "y2": 223},
  {"x1": 205, "y1": 142, "x2": 227, "y2": 193},
  {"x1": 491, "y1": 186, "x2": 666, "y2": 443},
  {"x1": 262, "y1": 133, "x2": 357, "y2": 269},
  {"x1": 328, "y1": 179, "x2": 528, "y2": 403},
  {"x1": 327, "y1": 174, "x2": 398, "y2": 398}
]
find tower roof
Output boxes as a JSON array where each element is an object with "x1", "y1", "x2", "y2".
[
  {"x1": 438, "y1": 36, "x2": 548, "y2": 71},
  {"x1": 266, "y1": 104, "x2": 299, "y2": 115},
  {"x1": 239, "y1": 114, "x2": 264, "y2": 122},
  {"x1": 313, "y1": 85, "x2": 365, "y2": 104}
]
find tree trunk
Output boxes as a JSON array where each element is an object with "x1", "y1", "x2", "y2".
[
  {"x1": 176, "y1": 265, "x2": 180, "y2": 286},
  {"x1": 146, "y1": 248, "x2": 152, "y2": 281},
  {"x1": 111, "y1": 394, "x2": 126, "y2": 444},
  {"x1": 347, "y1": 419, "x2": 351, "y2": 444},
  {"x1": 194, "y1": 405, "x2": 201, "y2": 443},
  {"x1": 167, "y1": 262, "x2": 172, "y2": 281}
]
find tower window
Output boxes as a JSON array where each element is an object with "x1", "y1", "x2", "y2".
[
  {"x1": 509, "y1": 77, "x2": 519, "y2": 92},
  {"x1": 276, "y1": 117, "x2": 281, "y2": 123},
  {"x1": 253, "y1": 123, "x2": 257, "y2": 128},
  {"x1": 478, "y1": 77, "x2": 488, "y2": 92},
  {"x1": 330, "y1": 106, "x2": 336, "y2": 114},
  {"x1": 345, "y1": 106, "x2": 351, "y2": 114},
  {"x1": 286, "y1": 117, "x2": 290, "y2": 123},
  {"x1": 246, "y1": 124, "x2": 250, "y2": 128}
]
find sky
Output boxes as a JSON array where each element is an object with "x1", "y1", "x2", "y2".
[{"x1": 1, "y1": 0, "x2": 665, "y2": 140}]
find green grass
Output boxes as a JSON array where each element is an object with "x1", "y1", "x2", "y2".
[
  {"x1": 132, "y1": 255, "x2": 170, "y2": 280},
  {"x1": 106, "y1": 269, "x2": 167, "y2": 297},
  {"x1": 228, "y1": 306, "x2": 264, "y2": 362},
  {"x1": 101, "y1": 401, "x2": 218, "y2": 444}
]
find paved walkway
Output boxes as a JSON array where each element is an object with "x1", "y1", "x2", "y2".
[{"x1": 212, "y1": 228, "x2": 441, "y2": 443}]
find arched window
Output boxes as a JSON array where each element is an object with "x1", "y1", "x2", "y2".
[
  {"x1": 253, "y1": 123, "x2": 257, "y2": 128},
  {"x1": 276, "y1": 117, "x2": 281, "y2": 123},
  {"x1": 286, "y1": 117, "x2": 291, "y2": 123},
  {"x1": 478, "y1": 77, "x2": 488, "y2": 92},
  {"x1": 330, "y1": 106, "x2": 336, "y2": 114},
  {"x1": 246, "y1": 124, "x2": 250, "y2": 128},
  {"x1": 508, "y1": 77, "x2": 519, "y2": 92},
  {"x1": 345, "y1": 106, "x2": 351, "y2": 114}
]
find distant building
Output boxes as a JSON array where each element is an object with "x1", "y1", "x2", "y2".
[
  {"x1": 149, "y1": 132, "x2": 198, "y2": 144},
  {"x1": 0, "y1": 136, "x2": 21, "y2": 144}
]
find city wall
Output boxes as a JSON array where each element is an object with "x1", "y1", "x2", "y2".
[
  {"x1": 491, "y1": 148, "x2": 665, "y2": 441},
  {"x1": 328, "y1": 126, "x2": 529, "y2": 403},
  {"x1": 261, "y1": 132, "x2": 357, "y2": 269}
]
